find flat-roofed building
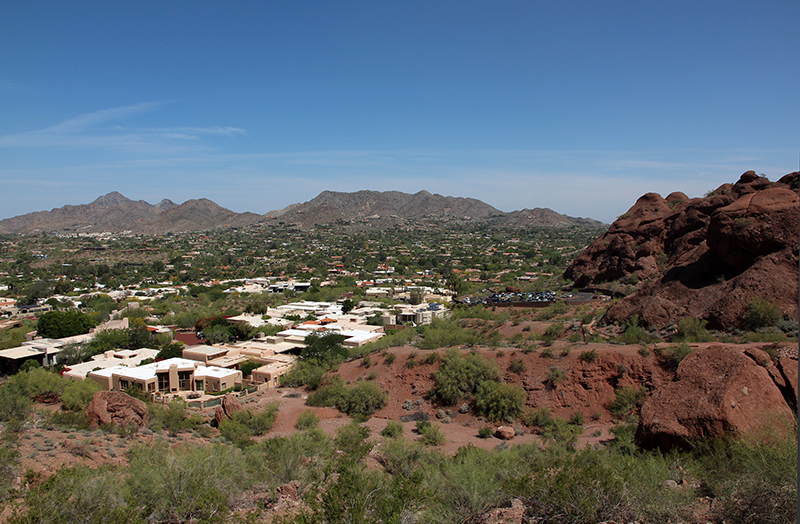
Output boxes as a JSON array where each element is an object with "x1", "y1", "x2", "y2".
[
  {"x1": 87, "y1": 357, "x2": 242, "y2": 394},
  {"x1": 62, "y1": 348, "x2": 160, "y2": 380}
]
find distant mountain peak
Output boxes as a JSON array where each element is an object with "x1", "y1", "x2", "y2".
[
  {"x1": 90, "y1": 192, "x2": 135, "y2": 207},
  {"x1": 154, "y1": 199, "x2": 177, "y2": 211}
]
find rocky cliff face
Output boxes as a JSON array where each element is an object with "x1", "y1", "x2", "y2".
[{"x1": 564, "y1": 171, "x2": 799, "y2": 330}]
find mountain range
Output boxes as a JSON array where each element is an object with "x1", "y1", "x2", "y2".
[{"x1": 0, "y1": 190, "x2": 605, "y2": 235}]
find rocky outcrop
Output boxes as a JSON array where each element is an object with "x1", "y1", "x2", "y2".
[
  {"x1": 85, "y1": 391, "x2": 149, "y2": 428},
  {"x1": 494, "y1": 426, "x2": 515, "y2": 440},
  {"x1": 565, "y1": 171, "x2": 799, "y2": 330},
  {"x1": 211, "y1": 392, "x2": 244, "y2": 427},
  {"x1": 636, "y1": 345, "x2": 797, "y2": 450}
]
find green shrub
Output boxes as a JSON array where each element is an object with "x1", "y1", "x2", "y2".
[
  {"x1": 676, "y1": 317, "x2": 715, "y2": 342},
  {"x1": 663, "y1": 343, "x2": 693, "y2": 370},
  {"x1": 704, "y1": 419, "x2": 797, "y2": 524},
  {"x1": 579, "y1": 349, "x2": 597, "y2": 363},
  {"x1": 418, "y1": 423, "x2": 445, "y2": 446},
  {"x1": 522, "y1": 407, "x2": 554, "y2": 430},
  {"x1": 126, "y1": 441, "x2": 248, "y2": 523},
  {"x1": 295, "y1": 410, "x2": 319, "y2": 431},
  {"x1": 421, "y1": 352, "x2": 440, "y2": 365},
  {"x1": 418, "y1": 318, "x2": 476, "y2": 350},
  {"x1": 508, "y1": 359, "x2": 526, "y2": 374},
  {"x1": 609, "y1": 386, "x2": 647, "y2": 419},
  {"x1": 544, "y1": 323, "x2": 565, "y2": 339},
  {"x1": 334, "y1": 422, "x2": 372, "y2": 461},
  {"x1": 307, "y1": 379, "x2": 386, "y2": 416},
  {"x1": 478, "y1": 426, "x2": 494, "y2": 439},
  {"x1": 569, "y1": 412, "x2": 584, "y2": 426},
  {"x1": 618, "y1": 315, "x2": 653, "y2": 344},
  {"x1": 545, "y1": 367, "x2": 564, "y2": 390},
  {"x1": 431, "y1": 349, "x2": 500, "y2": 405},
  {"x1": 279, "y1": 360, "x2": 329, "y2": 389},
  {"x1": 61, "y1": 379, "x2": 102, "y2": 412},
  {"x1": 384, "y1": 352, "x2": 397, "y2": 364},
  {"x1": 239, "y1": 359, "x2": 262, "y2": 377},
  {"x1": 744, "y1": 297, "x2": 783, "y2": 329},
  {"x1": 381, "y1": 420, "x2": 403, "y2": 439},
  {"x1": 475, "y1": 381, "x2": 526, "y2": 422}
]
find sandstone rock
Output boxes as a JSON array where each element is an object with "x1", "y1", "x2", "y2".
[
  {"x1": 637, "y1": 346, "x2": 795, "y2": 450},
  {"x1": 211, "y1": 392, "x2": 244, "y2": 427},
  {"x1": 86, "y1": 391, "x2": 149, "y2": 428},
  {"x1": 494, "y1": 426, "x2": 515, "y2": 440},
  {"x1": 565, "y1": 171, "x2": 799, "y2": 330}
]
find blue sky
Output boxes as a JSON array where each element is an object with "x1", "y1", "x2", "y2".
[{"x1": 2, "y1": 1, "x2": 798, "y2": 224}]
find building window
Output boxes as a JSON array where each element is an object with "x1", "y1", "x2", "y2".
[
  {"x1": 178, "y1": 371, "x2": 192, "y2": 391},
  {"x1": 157, "y1": 373, "x2": 169, "y2": 391},
  {"x1": 195, "y1": 380, "x2": 204, "y2": 391},
  {"x1": 147, "y1": 382, "x2": 155, "y2": 392},
  {"x1": 119, "y1": 379, "x2": 129, "y2": 390}
]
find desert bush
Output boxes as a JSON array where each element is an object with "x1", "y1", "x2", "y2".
[
  {"x1": 609, "y1": 385, "x2": 647, "y2": 419},
  {"x1": 537, "y1": 300, "x2": 569, "y2": 320},
  {"x1": 0, "y1": 379, "x2": 32, "y2": 423},
  {"x1": 478, "y1": 426, "x2": 494, "y2": 439},
  {"x1": 279, "y1": 360, "x2": 329, "y2": 389},
  {"x1": 334, "y1": 422, "x2": 373, "y2": 461},
  {"x1": 475, "y1": 381, "x2": 526, "y2": 422},
  {"x1": 522, "y1": 407, "x2": 554, "y2": 430},
  {"x1": 744, "y1": 297, "x2": 783, "y2": 329},
  {"x1": 431, "y1": 349, "x2": 500, "y2": 405},
  {"x1": 61, "y1": 379, "x2": 102, "y2": 412},
  {"x1": 540, "y1": 417, "x2": 581, "y2": 447},
  {"x1": 418, "y1": 422, "x2": 445, "y2": 446},
  {"x1": 618, "y1": 315, "x2": 653, "y2": 344},
  {"x1": 579, "y1": 349, "x2": 597, "y2": 362},
  {"x1": 675, "y1": 317, "x2": 715, "y2": 342},
  {"x1": 149, "y1": 398, "x2": 204, "y2": 436},
  {"x1": 126, "y1": 441, "x2": 249, "y2": 524},
  {"x1": 307, "y1": 379, "x2": 386, "y2": 416},
  {"x1": 421, "y1": 352, "x2": 440, "y2": 365},
  {"x1": 545, "y1": 366, "x2": 564, "y2": 390},
  {"x1": 418, "y1": 318, "x2": 475, "y2": 350},
  {"x1": 663, "y1": 342, "x2": 693, "y2": 370},
  {"x1": 9, "y1": 465, "x2": 132, "y2": 524},
  {"x1": 508, "y1": 359, "x2": 526, "y2": 374},
  {"x1": 381, "y1": 420, "x2": 403, "y2": 439},
  {"x1": 703, "y1": 419, "x2": 797, "y2": 524},
  {"x1": 239, "y1": 358, "x2": 262, "y2": 377},
  {"x1": 384, "y1": 352, "x2": 397, "y2": 364},
  {"x1": 569, "y1": 412, "x2": 584, "y2": 426},
  {"x1": 544, "y1": 322, "x2": 565, "y2": 339},
  {"x1": 252, "y1": 429, "x2": 331, "y2": 485}
]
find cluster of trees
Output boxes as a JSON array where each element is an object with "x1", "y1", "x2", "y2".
[{"x1": 36, "y1": 311, "x2": 95, "y2": 339}]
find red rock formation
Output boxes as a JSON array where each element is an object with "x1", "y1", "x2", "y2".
[
  {"x1": 85, "y1": 391, "x2": 149, "y2": 428},
  {"x1": 636, "y1": 345, "x2": 796, "y2": 450},
  {"x1": 565, "y1": 171, "x2": 799, "y2": 330},
  {"x1": 211, "y1": 392, "x2": 244, "y2": 427}
]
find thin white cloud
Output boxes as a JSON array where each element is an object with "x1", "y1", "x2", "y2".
[{"x1": 0, "y1": 102, "x2": 245, "y2": 153}]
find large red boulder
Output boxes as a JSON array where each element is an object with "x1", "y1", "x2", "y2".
[
  {"x1": 86, "y1": 391, "x2": 149, "y2": 428},
  {"x1": 211, "y1": 392, "x2": 244, "y2": 427},
  {"x1": 636, "y1": 345, "x2": 796, "y2": 450}
]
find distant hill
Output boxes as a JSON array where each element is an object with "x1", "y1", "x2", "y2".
[{"x1": 0, "y1": 190, "x2": 605, "y2": 234}]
